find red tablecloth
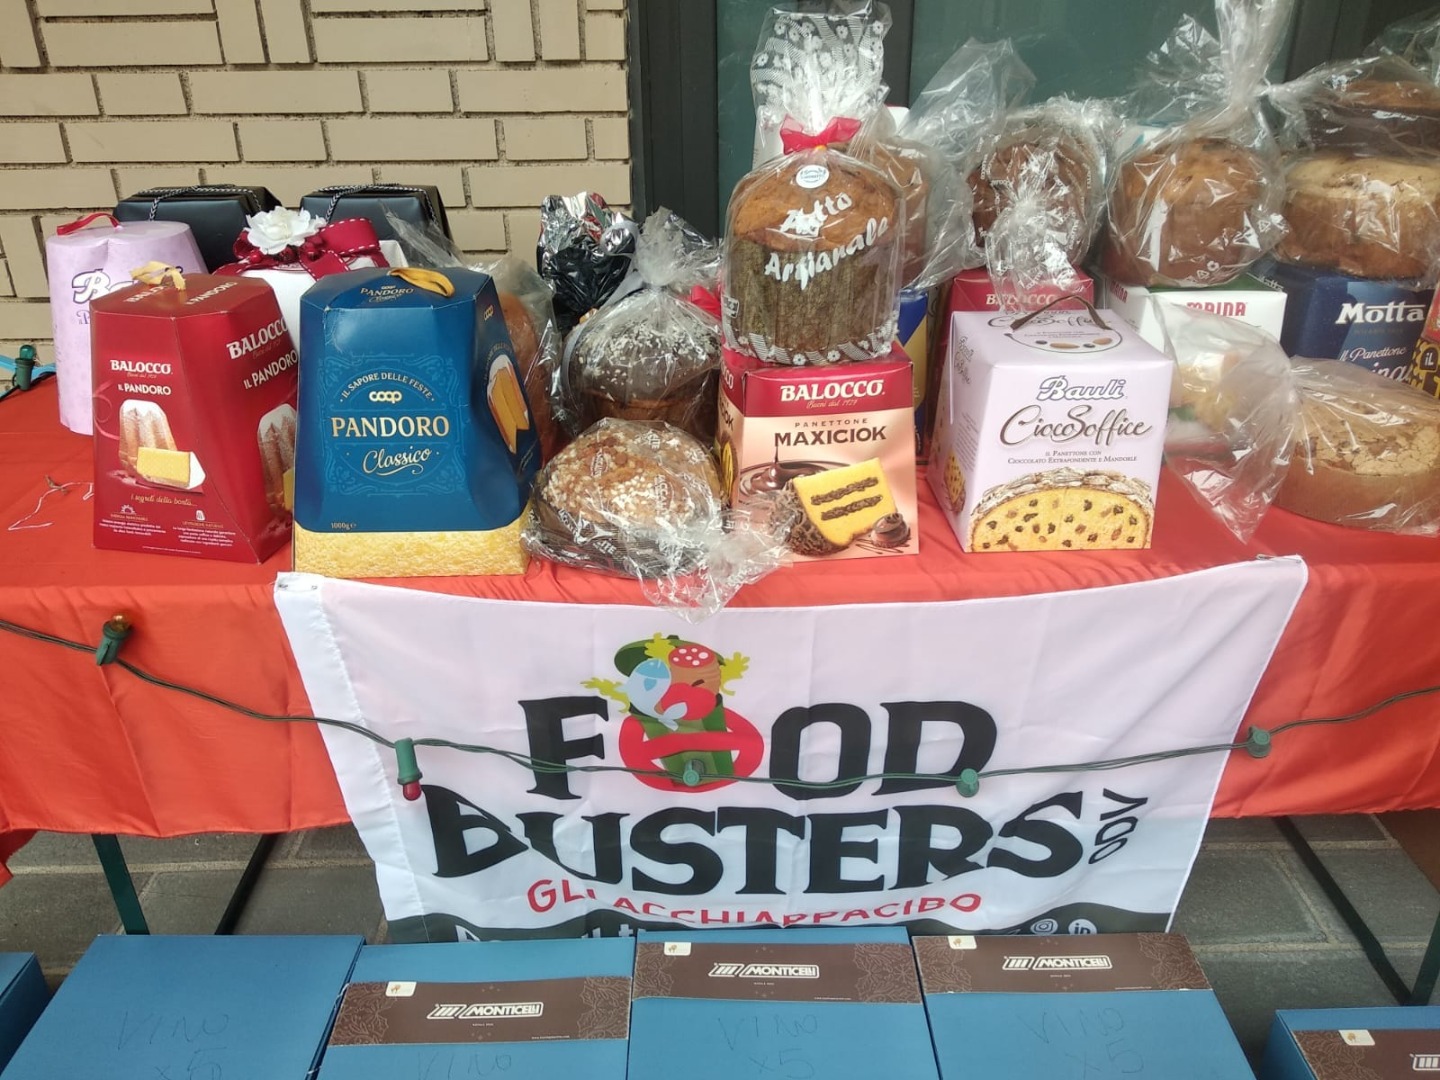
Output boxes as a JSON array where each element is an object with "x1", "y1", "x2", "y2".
[{"x1": 2, "y1": 380, "x2": 1438, "y2": 887}]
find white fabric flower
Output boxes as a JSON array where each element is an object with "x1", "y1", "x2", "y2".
[{"x1": 245, "y1": 208, "x2": 323, "y2": 255}]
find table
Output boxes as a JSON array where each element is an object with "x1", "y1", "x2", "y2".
[{"x1": 2, "y1": 377, "x2": 1439, "y2": 870}]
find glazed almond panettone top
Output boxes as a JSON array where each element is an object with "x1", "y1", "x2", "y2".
[{"x1": 730, "y1": 152, "x2": 901, "y2": 255}]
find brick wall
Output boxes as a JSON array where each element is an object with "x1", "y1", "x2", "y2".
[{"x1": 0, "y1": 0, "x2": 632, "y2": 360}]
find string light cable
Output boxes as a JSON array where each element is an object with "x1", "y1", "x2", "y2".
[{"x1": 3, "y1": 614, "x2": 1438, "y2": 800}]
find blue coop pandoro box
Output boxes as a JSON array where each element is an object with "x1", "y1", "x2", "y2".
[
  {"x1": 1261, "y1": 1007, "x2": 1440, "y2": 1079},
  {"x1": 628, "y1": 928, "x2": 940, "y2": 1080},
  {"x1": 1, "y1": 935, "x2": 363, "y2": 1080},
  {"x1": 316, "y1": 938, "x2": 634, "y2": 1080},
  {"x1": 0, "y1": 953, "x2": 47, "y2": 1072},
  {"x1": 914, "y1": 932, "x2": 1253, "y2": 1080}
]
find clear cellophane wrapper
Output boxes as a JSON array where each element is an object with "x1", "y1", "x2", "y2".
[
  {"x1": 380, "y1": 209, "x2": 568, "y2": 461},
  {"x1": 723, "y1": 6, "x2": 903, "y2": 365},
  {"x1": 522, "y1": 419, "x2": 788, "y2": 619},
  {"x1": 846, "y1": 37, "x2": 1037, "y2": 289},
  {"x1": 1368, "y1": 9, "x2": 1440, "y2": 87},
  {"x1": 973, "y1": 97, "x2": 1119, "y2": 269},
  {"x1": 1101, "y1": 0, "x2": 1293, "y2": 286},
  {"x1": 1269, "y1": 55, "x2": 1440, "y2": 155},
  {"x1": 564, "y1": 208, "x2": 720, "y2": 442},
  {"x1": 536, "y1": 192, "x2": 638, "y2": 338},
  {"x1": 1155, "y1": 304, "x2": 1300, "y2": 541},
  {"x1": 1274, "y1": 360, "x2": 1440, "y2": 535}
]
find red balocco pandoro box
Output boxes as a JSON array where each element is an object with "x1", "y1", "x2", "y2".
[
  {"x1": 717, "y1": 345, "x2": 918, "y2": 561},
  {"x1": 89, "y1": 273, "x2": 298, "y2": 562}
]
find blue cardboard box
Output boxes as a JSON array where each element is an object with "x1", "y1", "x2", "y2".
[
  {"x1": 1, "y1": 934, "x2": 362, "y2": 1080},
  {"x1": 1252, "y1": 257, "x2": 1433, "y2": 379},
  {"x1": 629, "y1": 928, "x2": 939, "y2": 1080},
  {"x1": 0, "y1": 954, "x2": 47, "y2": 1073},
  {"x1": 915, "y1": 933, "x2": 1253, "y2": 1079},
  {"x1": 294, "y1": 265, "x2": 540, "y2": 577},
  {"x1": 318, "y1": 939, "x2": 633, "y2": 1080},
  {"x1": 1261, "y1": 1007, "x2": 1440, "y2": 1079}
]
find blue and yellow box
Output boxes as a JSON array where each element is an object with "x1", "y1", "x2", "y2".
[
  {"x1": 317, "y1": 939, "x2": 634, "y2": 1080},
  {"x1": 294, "y1": 266, "x2": 540, "y2": 577}
]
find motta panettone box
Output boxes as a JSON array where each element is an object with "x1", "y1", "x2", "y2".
[
  {"x1": 915, "y1": 934, "x2": 1253, "y2": 1080},
  {"x1": 717, "y1": 346, "x2": 918, "y2": 561},
  {"x1": 629, "y1": 929, "x2": 940, "y2": 1080},
  {"x1": 1261, "y1": 1007, "x2": 1440, "y2": 1080},
  {"x1": 1253, "y1": 257, "x2": 1433, "y2": 380},
  {"x1": 1097, "y1": 272, "x2": 1288, "y2": 351},
  {"x1": 930, "y1": 306, "x2": 1171, "y2": 553},
  {"x1": 89, "y1": 273, "x2": 298, "y2": 562},
  {"x1": 319, "y1": 939, "x2": 634, "y2": 1080}
]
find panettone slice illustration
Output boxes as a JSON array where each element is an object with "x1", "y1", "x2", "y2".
[
  {"x1": 970, "y1": 468, "x2": 1154, "y2": 552},
  {"x1": 778, "y1": 458, "x2": 896, "y2": 555},
  {"x1": 135, "y1": 446, "x2": 192, "y2": 489},
  {"x1": 118, "y1": 399, "x2": 177, "y2": 476},
  {"x1": 942, "y1": 452, "x2": 965, "y2": 510}
]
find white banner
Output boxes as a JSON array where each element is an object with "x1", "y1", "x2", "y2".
[{"x1": 275, "y1": 558, "x2": 1306, "y2": 942}]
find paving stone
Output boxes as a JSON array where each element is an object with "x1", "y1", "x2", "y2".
[
  {"x1": 1306, "y1": 848, "x2": 1440, "y2": 944},
  {"x1": 0, "y1": 872, "x2": 131, "y2": 970},
  {"x1": 1200, "y1": 818, "x2": 1286, "y2": 844},
  {"x1": 7, "y1": 831, "x2": 101, "y2": 869},
  {"x1": 121, "y1": 833, "x2": 268, "y2": 867},
  {"x1": 1173, "y1": 849, "x2": 1329, "y2": 945},
  {"x1": 291, "y1": 825, "x2": 371, "y2": 862},
  {"x1": 130, "y1": 868, "x2": 255, "y2": 935},
  {"x1": 1290, "y1": 814, "x2": 1390, "y2": 844},
  {"x1": 1197, "y1": 949, "x2": 1410, "y2": 1062},
  {"x1": 232, "y1": 864, "x2": 384, "y2": 939}
]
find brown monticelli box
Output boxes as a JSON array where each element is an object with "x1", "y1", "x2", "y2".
[{"x1": 89, "y1": 272, "x2": 297, "y2": 561}]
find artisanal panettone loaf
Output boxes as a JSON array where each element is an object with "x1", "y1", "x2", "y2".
[
  {"x1": 1275, "y1": 152, "x2": 1440, "y2": 280},
  {"x1": 724, "y1": 151, "x2": 903, "y2": 365},
  {"x1": 524, "y1": 419, "x2": 725, "y2": 577},
  {"x1": 970, "y1": 127, "x2": 1099, "y2": 263},
  {"x1": 1102, "y1": 136, "x2": 1276, "y2": 287},
  {"x1": 1276, "y1": 360, "x2": 1440, "y2": 533}
]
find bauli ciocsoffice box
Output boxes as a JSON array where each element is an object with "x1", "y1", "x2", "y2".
[
  {"x1": 318, "y1": 939, "x2": 634, "y2": 1080},
  {"x1": 915, "y1": 933, "x2": 1252, "y2": 1080},
  {"x1": 628, "y1": 928, "x2": 940, "y2": 1080}
]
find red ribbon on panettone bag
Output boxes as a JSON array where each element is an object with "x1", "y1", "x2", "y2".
[
  {"x1": 778, "y1": 116, "x2": 863, "y2": 153},
  {"x1": 217, "y1": 218, "x2": 387, "y2": 280}
]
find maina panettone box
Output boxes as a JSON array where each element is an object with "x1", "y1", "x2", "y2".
[
  {"x1": 915, "y1": 934, "x2": 1252, "y2": 1080},
  {"x1": 294, "y1": 266, "x2": 539, "y2": 578},
  {"x1": 89, "y1": 271, "x2": 298, "y2": 562},
  {"x1": 1097, "y1": 272, "x2": 1288, "y2": 351},
  {"x1": 629, "y1": 929, "x2": 939, "y2": 1080},
  {"x1": 319, "y1": 939, "x2": 633, "y2": 1080},
  {"x1": 717, "y1": 345, "x2": 918, "y2": 561},
  {"x1": 930, "y1": 305, "x2": 1171, "y2": 553}
]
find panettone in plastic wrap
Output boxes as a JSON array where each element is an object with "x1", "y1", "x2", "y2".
[{"x1": 1276, "y1": 360, "x2": 1440, "y2": 534}]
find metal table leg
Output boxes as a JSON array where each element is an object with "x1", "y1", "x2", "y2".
[
  {"x1": 1279, "y1": 816, "x2": 1438, "y2": 1006},
  {"x1": 214, "y1": 834, "x2": 278, "y2": 935},
  {"x1": 90, "y1": 834, "x2": 149, "y2": 936}
]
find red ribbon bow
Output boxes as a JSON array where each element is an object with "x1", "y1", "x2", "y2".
[
  {"x1": 217, "y1": 218, "x2": 387, "y2": 280},
  {"x1": 778, "y1": 116, "x2": 863, "y2": 154}
]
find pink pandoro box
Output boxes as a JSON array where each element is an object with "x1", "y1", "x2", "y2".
[{"x1": 716, "y1": 345, "x2": 918, "y2": 562}]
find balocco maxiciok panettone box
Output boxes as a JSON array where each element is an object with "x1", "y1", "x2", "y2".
[
  {"x1": 89, "y1": 271, "x2": 298, "y2": 562},
  {"x1": 717, "y1": 346, "x2": 918, "y2": 561},
  {"x1": 930, "y1": 304, "x2": 1171, "y2": 553},
  {"x1": 294, "y1": 267, "x2": 539, "y2": 577}
]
